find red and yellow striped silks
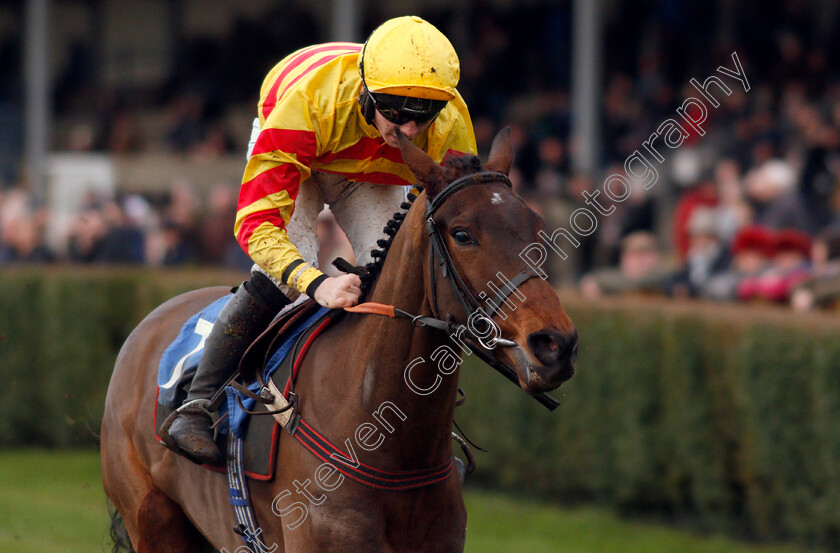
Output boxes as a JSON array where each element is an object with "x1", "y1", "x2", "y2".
[{"x1": 235, "y1": 43, "x2": 477, "y2": 295}]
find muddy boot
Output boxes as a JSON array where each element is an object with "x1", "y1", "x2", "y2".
[{"x1": 168, "y1": 273, "x2": 289, "y2": 465}]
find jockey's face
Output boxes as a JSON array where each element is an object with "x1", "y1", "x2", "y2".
[{"x1": 374, "y1": 109, "x2": 433, "y2": 148}]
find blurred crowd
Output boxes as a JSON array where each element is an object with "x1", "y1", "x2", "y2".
[
  {"x1": 468, "y1": 0, "x2": 840, "y2": 312},
  {"x1": 0, "y1": 179, "x2": 353, "y2": 277},
  {"x1": 0, "y1": 181, "x2": 252, "y2": 270},
  {"x1": 3, "y1": 0, "x2": 840, "y2": 310}
]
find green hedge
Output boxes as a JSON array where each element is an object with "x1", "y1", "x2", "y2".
[
  {"x1": 0, "y1": 267, "x2": 245, "y2": 447},
  {"x1": 458, "y1": 296, "x2": 840, "y2": 549},
  {"x1": 2, "y1": 268, "x2": 839, "y2": 548}
]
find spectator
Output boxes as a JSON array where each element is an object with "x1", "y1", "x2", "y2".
[
  {"x1": 66, "y1": 204, "x2": 108, "y2": 263},
  {"x1": 668, "y1": 208, "x2": 731, "y2": 298},
  {"x1": 807, "y1": 227, "x2": 840, "y2": 281},
  {"x1": 711, "y1": 159, "x2": 752, "y2": 243},
  {"x1": 197, "y1": 183, "x2": 251, "y2": 271},
  {"x1": 65, "y1": 197, "x2": 145, "y2": 265},
  {"x1": 791, "y1": 227, "x2": 840, "y2": 311},
  {"x1": 198, "y1": 184, "x2": 239, "y2": 264},
  {"x1": 97, "y1": 199, "x2": 145, "y2": 264},
  {"x1": 533, "y1": 135, "x2": 566, "y2": 198},
  {"x1": 739, "y1": 229, "x2": 811, "y2": 303},
  {"x1": 0, "y1": 212, "x2": 53, "y2": 263},
  {"x1": 580, "y1": 231, "x2": 673, "y2": 299},
  {"x1": 703, "y1": 226, "x2": 773, "y2": 301},
  {"x1": 152, "y1": 179, "x2": 201, "y2": 265},
  {"x1": 165, "y1": 93, "x2": 207, "y2": 154},
  {"x1": 746, "y1": 159, "x2": 814, "y2": 234},
  {"x1": 671, "y1": 178, "x2": 718, "y2": 261},
  {"x1": 159, "y1": 218, "x2": 199, "y2": 267}
]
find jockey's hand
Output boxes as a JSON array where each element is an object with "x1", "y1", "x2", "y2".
[{"x1": 313, "y1": 274, "x2": 362, "y2": 308}]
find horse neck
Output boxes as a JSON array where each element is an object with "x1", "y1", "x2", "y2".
[{"x1": 348, "y1": 207, "x2": 460, "y2": 467}]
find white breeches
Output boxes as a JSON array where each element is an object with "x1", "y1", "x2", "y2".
[{"x1": 246, "y1": 118, "x2": 407, "y2": 300}]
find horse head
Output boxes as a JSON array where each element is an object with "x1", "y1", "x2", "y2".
[{"x1": 396, "y1": 128, "x2": 578, "y2": 395}]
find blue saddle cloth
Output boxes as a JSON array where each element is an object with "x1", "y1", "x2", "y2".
[{"x1": 158, "y1": 295, "x2": 330, "y2": 438}]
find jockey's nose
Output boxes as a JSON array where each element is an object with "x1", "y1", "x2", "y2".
[{"x1": 399, "y1": 121, "x2": 420, "y2": 139}]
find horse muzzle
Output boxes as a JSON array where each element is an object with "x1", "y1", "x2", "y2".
[{"x1": 506, "y1": 328, "x2": 578, "y2": 394}]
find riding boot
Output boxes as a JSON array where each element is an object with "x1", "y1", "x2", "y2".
[{"x1": 168, "y1": 273, "x2": 289, "y2": 465}]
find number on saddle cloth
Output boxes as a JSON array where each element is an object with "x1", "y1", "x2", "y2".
[
  {"x1": 157, "y1": 294, "x2": 232, "y2": 408},
  {"x1": 156, "y1": 295, "x2": 329, "y2": 430}
]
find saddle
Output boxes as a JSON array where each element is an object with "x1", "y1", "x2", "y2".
[{"x1": 155, "y1": 297, "x2": 337, "y2": 480}]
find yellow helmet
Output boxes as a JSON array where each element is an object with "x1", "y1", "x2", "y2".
[{"x1": 359, "y1": 16, "x2": 460, "y2": 101}]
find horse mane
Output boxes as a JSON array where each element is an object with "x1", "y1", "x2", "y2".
[{"x1": 358, "y1": 153, "x2": 483, "y2": 298}]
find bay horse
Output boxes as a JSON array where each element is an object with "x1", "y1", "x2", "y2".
[{"x1": 101, "y1": 128, "x2": 578, "y2": 553}]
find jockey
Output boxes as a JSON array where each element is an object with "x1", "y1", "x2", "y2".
[{"x1": 168, "y1": 15, "x2": 477, "y2": 465}]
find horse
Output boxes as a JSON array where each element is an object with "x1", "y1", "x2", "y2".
[{"x1": 101, "y1": 127, "x2": 579, "y2": 553}]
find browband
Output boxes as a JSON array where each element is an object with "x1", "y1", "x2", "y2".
[{"x1": 425, "y1": 171, "x2": 512, "y2": 217}]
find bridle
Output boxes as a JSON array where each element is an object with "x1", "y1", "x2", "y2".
[
  {"x1": 426, "y1": 171, "x2": 539, "y2": 344},
  {"x1": 349, "y1": 170, "x2": 559, "y2": 410}
]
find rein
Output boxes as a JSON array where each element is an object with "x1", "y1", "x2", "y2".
[{"x1": 348, "y1": 171, "x2": 560, "y2": 411}]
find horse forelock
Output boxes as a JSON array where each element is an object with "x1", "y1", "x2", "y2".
[{"x1": 441, "y1": 153, "x2": 483, "y2": 182}]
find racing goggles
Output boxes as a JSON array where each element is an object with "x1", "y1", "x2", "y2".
[{"x1": 370, "y1": 92, "x2": 448, "y2": 126}]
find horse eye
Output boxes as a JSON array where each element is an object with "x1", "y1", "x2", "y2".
[{"x1": 451, "y1": 228, "x2": 475, "y2": 245}]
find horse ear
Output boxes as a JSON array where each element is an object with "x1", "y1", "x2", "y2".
[
  {"x1": 396, "y1": 129, "x2": 446, "y2": 197},
  {"x1": 485, "y1": 127, "x2": 514, "y2": 176}
]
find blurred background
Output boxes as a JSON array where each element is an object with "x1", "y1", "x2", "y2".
[{"x1": 1, "y1": 1, "x2": 840, "y2": 552}]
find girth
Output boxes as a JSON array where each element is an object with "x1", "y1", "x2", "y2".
[{"x1": 240, "y1": 306, "x2": 457, "y2": 491}]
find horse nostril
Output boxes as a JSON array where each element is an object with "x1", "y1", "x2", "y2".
[
  {"x1": 527, "y1": 330, "x2": 560, "y2": 365},
  {"x1": 527, "y1": 329, "x2": 578, "y2": 366}
]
